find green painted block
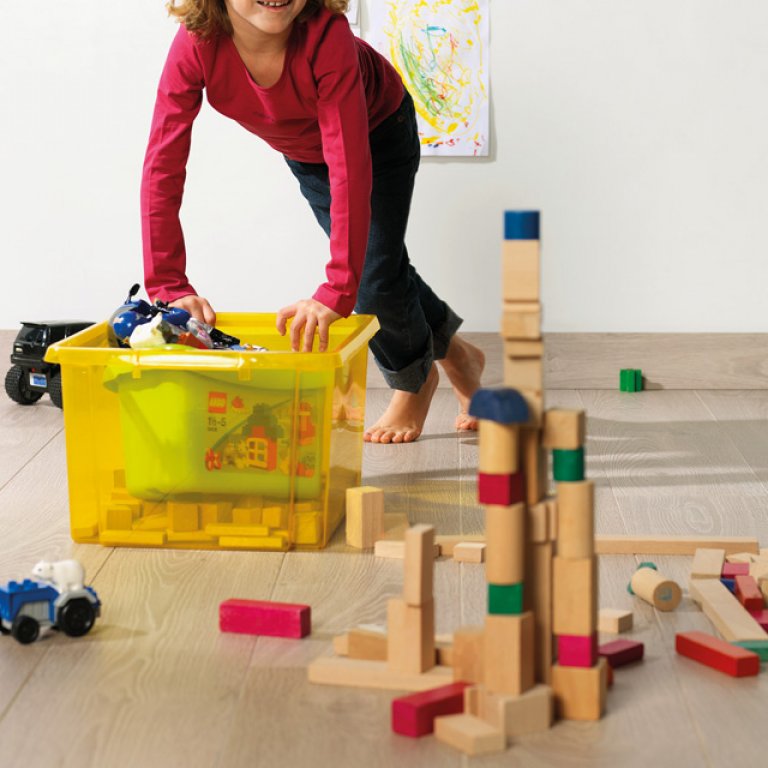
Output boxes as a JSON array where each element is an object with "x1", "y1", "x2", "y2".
[
  {"x1": 620, "y1": 369, "x2": 643, "y2": 392},
  {"x1": 733, "y1": 640, "x2": 768, "y2": 662},
  {"x1": 488, "y1": 582, "x2": 524, "y2": 615},
  {"x1": 552, "y1": 448, "x2": 585, "y2": 481}
]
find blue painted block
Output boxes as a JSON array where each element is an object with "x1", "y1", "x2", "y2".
[
  {"x1": 504, "y1": 211, "x2": 540, "y2": 241},
  {"x1": 721, "y1": 577, "x2": 736, "y2": 594}
]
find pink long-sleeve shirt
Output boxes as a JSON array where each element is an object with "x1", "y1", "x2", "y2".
[{"x1": 141, "y1": 9, "x2": 404, "y2": 317}]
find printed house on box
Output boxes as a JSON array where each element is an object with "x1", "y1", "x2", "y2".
[{"x1": 46, "y1": 313, "x2": 379, "y2": 552}]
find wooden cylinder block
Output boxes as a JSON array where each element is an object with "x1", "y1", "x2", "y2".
[
  {"x1": 485, "y1": 504, "x2": 526, "y2": 584},
  {"x1": 478, "y1": 421, "x2": 519, "y2": 474},
  {"x1": 630, "y1": 567, "x2": 682, "y2": 612},
  {"x1": 556, "y1": 481, "x2": 595, "y2": 558}
]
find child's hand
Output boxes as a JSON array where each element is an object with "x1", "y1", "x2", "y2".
[
  {"x1": 169, "y1": 294, "x2": 216, "y2": 326},
  {"x1": 276, "y1": 298, "x2": 341, "y2": 352}
]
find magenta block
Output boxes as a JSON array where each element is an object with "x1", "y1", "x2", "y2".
[
  {"x1": 721, "y1": 562, "x2": 750, "y2": 578},
  {"x1": 749, "y1": 609, "x2": 768, "y2": 631},
  {"x1": 557, "y1": 633, "x2": 598, "y2": 667},
  {"x1": 477, "y1": 471, "x2": 525, "y2": 505},
  {"x1": 598, "y1": 639, "x2": 644, "y2": 668},
  {"x1": 392, "y1": 682, "x2": 470, "y2": 737},
  {"x1": 219, "y1": 598, "x2": 311, "y2": 638}
]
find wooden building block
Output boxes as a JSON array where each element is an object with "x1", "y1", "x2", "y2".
[
  {"x1": 595, "y1": 535, "x2": 759, "y2": 556},
  {"x1": 484, "y1": 612, "x2": 535, "y2": 696},
  {"x1": 374, "y1": 540, "x2": 439, "y2": 559},
  {"x1": 488, "y1": 583, "x2": 524, "y2": 615},
  {"x1": 598, "y1": 639, "x2": 644, "y2": 668},
  {"x1": 478, "y1": 420, "x2": 519, "y2": 474},
  {"x1": 726, "y1": 552, "x2": 756, "y2": 564},
  {"x1": 167, "y1": 501, "x2": 199, "y2": 532},
  {"x1": 525, "y1": 539, "x2": 554, "y2": 684},
  {"x1": 387, "y1": 597, "x2": 435, "y2": 674},
  {"x1": 732, "y1": 639, "x2": 768, "y2": 660},
  {"x1": 404, "y1": 524, "x2": 435, "y2": 606},
  {"x1": 436, "y1": 534, "x2": 484, "y2": 557},
  {"x1": 347, "y1": 628, "x2": 388, "y2": 661},
  {"x1": 689, "y1": 578, "x2": 768, "y2": 641},
  {"x1": 630, "y1": 567, "x2": 682, "y2": 611},
  {"x1": 552, "y1": 448, "x2": 585, "y2": 482},
  {"x1": 485, "y1": 503, "x2": 526, "y2": 584},
  {"x1": 546, "y1": 497, "x2": 558, "y2": 541},
  {"x1": 556, "y1": 480, "x2": 595, "y2": 558},
  {"x1": 503, "y1": 357, "x2": 543, "y2": 392},
  {"x1": 345, "y1": 486, "x2": 385, "y2": 548},
  {"x1": 691, "y1": 547, "x2": 726, "y2": 579},
  {"x1": 453, "y1": 542, "x2": 486, "y2": 563},
  {"x1": 551, "y1": 658, "x2": 608, "y2": 721},
  {"x1": 542, "y1": 409, "x2": 586, "y2": 450},
  {"x1": 452, "y1": 626, "x2": 485, "y2": 684},
  {"x1": 553, "y1": 556, "x2": 597, "y2": 636},
  {"x1": 475, "y1": 684, "x2": 553, "y2": 740},
  {"x1": 501, "y1": 302, "x2": 541, "y2": 340},
  {"x1": 332, "y1": 633, "x2": 349, "y2": 656},
  {"x1": 734, "y1": 574, "x2": 764, "y2": 612},
  {"x1": 502, "y1": 238, "x2": 540, "y2": 302},
  {"x1": 676, "y1": 631, "x2": 759, "y2": 677},
  {"x1": 520, "y1": 391, "x2": 544, "y2": 429},
  {"x1": 308, "y1": 657, "x2": 453, "y2": 691},
  {"x1": 478, "y1": 472, "x2": 525, "y2": 506},
  {"x1": 434, "y1": 713, "x2": 506, "y2": 756},
  {"x1": 528, "y1": 501, "x2": 549, "y2": 543},
  {"x1": 749, "y1": 561, "x2": 768, "y2": 581},
  {"x1": 391, "y1": 682, "x2": 470, "y2": 737},
  {"x1": 504, "y1": 340, "x2": 544, "y2": 358},
  {"x1": 219, "y1": 599, "x2": 311, "y2": 638},
  {"x1": 557, "y1": 633, "x2": 598, "y2": 668},
  {"x1": 748, "y1": 609, "x2": 768, "y2": 632},
  {"x1": 722, "y1": 562, "x2": 750, "y2": 577},
  {"x1": 521, "y1": 426, "x2": 548, "y2": 504},
  {"x1": 598, "y1": 608, "x2": 633, "y2": 634}
]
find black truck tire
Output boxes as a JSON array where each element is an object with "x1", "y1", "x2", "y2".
[{"x1": 5, "y1": 365, "x2": 44, "y2": 405}]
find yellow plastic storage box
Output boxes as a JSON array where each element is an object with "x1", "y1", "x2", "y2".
[{"x1": 46, "y1": 313, "x2": 379, "y2": 551}]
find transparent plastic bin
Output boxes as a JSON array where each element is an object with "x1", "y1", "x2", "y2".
[{"x1": 46, "y1": 313, "x2": 379, "y2": 551}]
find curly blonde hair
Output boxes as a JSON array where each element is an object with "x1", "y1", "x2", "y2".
[{"x1": 167, "y1": 0, "x2": 350, "y2": 38}]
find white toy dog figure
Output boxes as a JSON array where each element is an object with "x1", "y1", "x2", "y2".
[{"x1": 31, "y1": 559, "x2": 85, "y2": 593}]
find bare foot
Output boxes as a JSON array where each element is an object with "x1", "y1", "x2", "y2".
[
  {"x1": 439, "y1": 335, "x2": 485, "y2": 431},
  {"x1": 364, "y1": 365, "x2": 440, "y2": 444}
]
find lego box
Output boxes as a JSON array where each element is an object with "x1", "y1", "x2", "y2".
[{"x1": 46, "y1": 313, "x2": 379, "y2": 551}]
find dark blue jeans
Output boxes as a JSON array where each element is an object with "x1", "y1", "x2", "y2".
[{"x1": 285, "y1": 91, "x2": 462, "y2": 393}]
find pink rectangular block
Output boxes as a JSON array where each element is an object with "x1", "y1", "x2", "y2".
[
  {"x1": 219, "y1": 599, "x2": 311, "y2": 638},
  {"x1": 598, "y1": 639, "x2": 644, "y2": 668},
  {"x1": 478, "y1": 472, "x2": 525, "y2": 506},
  {"x1": 392, "y1": 682, "x2": 470, "y2": 737},
  {"x1": 749, "y1": 609, "x2": 768, "y2": 632},
  {"x1": 722, "y1": 562, "x2": 749, "y2": 578},
  {"x1": 557, "y1": 633, "x2": 598, "y2": 667},
  {"x1": 676, "y1": 631, "x2": 759, "y2": 677},
  {"x1": 734, "y1": 574, "x2": 764, "y2": 612}
]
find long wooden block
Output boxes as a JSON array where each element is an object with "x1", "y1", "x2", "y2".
[
  {"x1": 528, "y1": 501, "x2": 549, "y2": 543},
  {"x1": 598, "y1": 608, "x2": 633, "y2": 634},
  {"x1": 676, "y1": 631, "x2": 760, "y2": 677},
  {"x1": 691, "y1": 547, "x2": 726, "y2": 579},
  {"x1": 501, "y1": 302, "x2": 541, "y2": 340},
  {"x1": 388, "y1": 597, "x2": 435, "y2": 674},
  {"x1": 521, "y1": 426, "x2": 548, "y2": 504},
  {"x1": 478, "y1": 420, "x2": 519, "y2": 474},
  {"x1": 598, "y1": 639, "x2": 644, "y2": 668},
  {"x1": 525, "y1": 539, "x2": 554, "y2": 684},
  {"x1": 556, "y1": 481, "x2": 595, "y2": 558},
  {"x1": 502, "y1": 239, "x2": 540, "y2": 302},
  {"x1": 503, "y1": 357, "x2": 543, "y2": 392},
  {"x1": 374, "y1": 540, "x2": 440, "y2": 559},
  {"x1": 542, "y1": 409, "x2": 586, "y2": 450},
  {"x1": 595, "y1": 535, "x2": 759, "y2": 556},
  {"x1": 485, "y1": 503, "x2": 526, "y2": 584},
  {"x1": 436, "y1": 534, "x2": 485, "y2": 557},
  {"x1": 453, "y1": 542, "x2": 486, "y2": 563},
  {"x1": 452, "y1": 626, "x2": 485, "y2": 684},
  {"x1": 219, "y1": 599, "x2": 311, "y2": 638},
  {"x1": 308, "y1": 656, "x2": 453, "y2": 691},
  {"x1": 484, "y1": 612, "x2": 535, "y2": 696},
  {"x1": 689, "y1": 578, "x2": 768, "y2": 641},
  {"x1": 470, "y1": 684, "x2": 553, "y2": 740},
  {"x1": 434, "y1": 713, "x2": 506, "y2": 756},
  {"x1": 404, "y1": 524, "x2": 435, "y2": 606},
  {"x1": 553, "y1": 556, "x2": 597, "y2": 636},
  {"x1": 345, "y1": 486, "x2": 385, "y2": 548},
  {"x1": 551, "y1": 658, "x2": 608, "y2": 721}
]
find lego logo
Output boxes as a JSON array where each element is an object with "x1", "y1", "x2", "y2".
[{"x1": 208, "y1": 391, "x2": 227, "y2": 414}]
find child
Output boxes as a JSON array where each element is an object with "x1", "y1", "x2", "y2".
[{"x1": 142, "y1": 0, "x2": 484, "y2": 443}]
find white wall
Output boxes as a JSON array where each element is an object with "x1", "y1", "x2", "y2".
[{"x1": 2, "y1": 1, "x2": 767, "y2": 332}]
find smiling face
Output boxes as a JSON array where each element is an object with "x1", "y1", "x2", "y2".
[{"x1": 225, "y1": 0, "x2": 309, "y2": 40}]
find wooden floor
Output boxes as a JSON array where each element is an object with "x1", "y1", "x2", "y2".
[{"x1": 1, "y1": 331, "x2": 767, "y2": 768}]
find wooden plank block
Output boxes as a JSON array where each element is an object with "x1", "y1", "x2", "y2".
[
  {"x1": 691, "y1": 548, "x2": 726, "y2": 579},
  {"x1": 676, "y1": 631, "x2": 759, "y2": 677},
  {"x1": 689, "y1": 578, "x2": 768, "y2": 641},
  {"x1": 375, "y1": 540, "x2": 440, "y2": 559},
  {"x1": 503, "y1": 357, "x2": 543, "y2": 392},
  {"x1": 485, "y1": 503, "x2": 525, "y2": 584},
  {"x1": 556, "y1": 481, "x2": 595, "y2": 558},
  {"x1": 404, "y1": 524, "x2": 435, "y2": 606},
  {"x1": 542, "y1": 409, "x2": 586, "y2": 450},
  {"x1": 484, "y1": 613, "x2": 535, "y2": 696},
  {"x1": 749, "y1": 561, "x2": 768, "y2": 581},
  {"x1": 502, "y1": 238, "x2": 540, "y2": 302},
  {"x1": 453, "y1": 542, "x2": 486, "y2": 563},
  {"x1": 598, "y1": 608, "x2": 633, "y2": 634},
  {"x1": 471, "y1": 684, "x2": 553, "y2": 740},
  {"x1": 219, "y1": 599, "x2": 310, "y2": 638},
  {"x1": 391, "y1": 682, "x2": 470, "y2": 737},
  {"x1": 553, "y1": 556, "x2": 597, "y2": 636},
  {"x1": 345, "y1": 486, "x2": 384, "y2": 549},
  {"x1": 521, "y1": 426, "x2": 547, "y2": 502},
  {"x1": 550, "y1": 658, "x2": 607, "y2": 721},
  {"x1": 478, "y1": 421, "x2": 519, "y2": 474},
  {"x1": 433, "y1": 713, "x2": 506, "y2": 756},
  {"x1": 525, "y1": 539, "x2": 554, "y2": 684},
  {"x1": 595, "y1": 535, "x2": 759, "y2": 556},
  {"x1": 387, "y1": 597, "x2": 435, "y2": 674},
  {"x1": 347, "y1": 628, "x2": 388, "y2": 661},
  {"x1": 435, "y1": 534, "x2": 484, "y2": 557},
  {"x1": 452, "y1": 626, "x2": 484, "y2": 684},
  {"x1": 501, "y1": 302, "x2": 541, "y2": 340},
  {"x1": 332, "y1": 633, "x2": 349, "y2": 656},
  {"x1": 308, "y1": 657, "x2": 453, "y2": 691},
  {"x1": 726, "y1": 551, "x2": 757, "y2": 564}
]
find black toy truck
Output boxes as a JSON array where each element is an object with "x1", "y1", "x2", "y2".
[{"x1": 5, "y1": 321, "x2": 93, "y2": 409}]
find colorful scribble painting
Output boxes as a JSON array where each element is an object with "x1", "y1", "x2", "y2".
[{"x1": 366, "y1": 0, "x2": 490, "y2": 157}]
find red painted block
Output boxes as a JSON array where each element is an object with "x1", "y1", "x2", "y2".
[
  {"x1": 477, "y1": 471, "x2": 525, "y2": 505},
  {"x1": 749, "y1": 609, "x2": 768, "y2": 632},
  {"x1": 606, "y1": 661, "x2": 614, "y2": 688},
  {"x1": 219, "y1": 599, "x2": 311, "y2": 638},
  {"x1": 734, "y1": 574, "x2": 764, "y2": 612},
  {"x1": 557, "y1": 633, "x2": 598, "y2": 667},
  {"x1": 598, "y1": 639, "x2": 644, "y2": 668},
  {"x1": 392, "y1": 682, "x2": 470, "y2": 737},
  {"x1": 722, "y1": 562, "x2": 749, "y2": 578},
  {"x1": 676, "y1": 631, "x2": 759, "y2": 677}
]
